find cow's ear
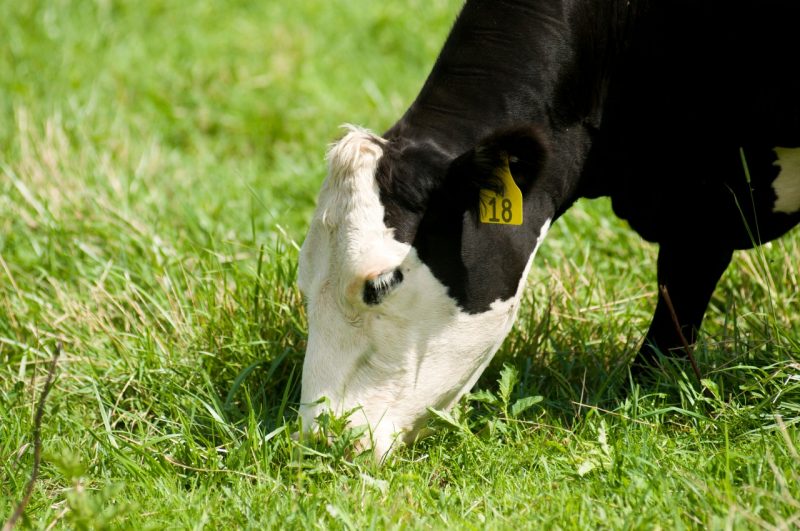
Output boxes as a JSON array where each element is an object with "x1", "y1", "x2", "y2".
[
  {"x1": 412, "y1": 128, "x2": 549, "y2": 309},
  {"x1": 446, "y1": 126, "x2": 548, "y2": 216}
]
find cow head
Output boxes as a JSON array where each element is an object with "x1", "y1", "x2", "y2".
[{"x1": 297, "y1": 125, "x2": 551, "y2": 459}]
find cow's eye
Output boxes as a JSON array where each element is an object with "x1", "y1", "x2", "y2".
[{"x1": 363, "y1": 268, "x2": 404, "y2": 305}]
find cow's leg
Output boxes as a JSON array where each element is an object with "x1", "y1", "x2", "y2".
[{"x1": 632, "y1": 241, "x2": 733, "y2": 376}]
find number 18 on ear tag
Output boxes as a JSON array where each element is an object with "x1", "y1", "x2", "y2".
[{"x1": 479, "y1": 154, "x2": 523, "y2": 225}]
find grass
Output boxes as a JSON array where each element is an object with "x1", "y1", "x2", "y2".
[{"x1": 1, "y1": 0, "x2": 798, "y2": 528}]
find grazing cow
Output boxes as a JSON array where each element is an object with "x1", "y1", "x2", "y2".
[{"x1": 297, "y1": 0, "x2": 800, "y2": 457}]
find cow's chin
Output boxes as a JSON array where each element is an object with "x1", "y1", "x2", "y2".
[{"x1": 297, "y1": 402, "x2": 409, "y2": 461}]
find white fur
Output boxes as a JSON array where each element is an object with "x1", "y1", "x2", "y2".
[
  {"x1": 772, "y1": 147, "x2": 800, "y2": 214},
  {"x1": 298, "y1": 126, "x2": 551, "y2": 459}
]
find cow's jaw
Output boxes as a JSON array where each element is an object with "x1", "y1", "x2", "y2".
[
  {"x1": 299, "y1": 241, "x2": 550, "y2": 459},
  {"x1": 298, "y1": 126, "x2": 551, "y2": 460}
]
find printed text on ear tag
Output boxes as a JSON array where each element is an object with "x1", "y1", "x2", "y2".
[{"x1": 479, "y1": 155, "x2": 523, "y2": 225}]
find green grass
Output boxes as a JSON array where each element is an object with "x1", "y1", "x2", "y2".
[{"x1": 1, "y1": 1, "x2": 798, "y2": 528}]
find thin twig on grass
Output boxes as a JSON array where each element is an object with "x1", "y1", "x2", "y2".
[
  {"x1": 659, "y1": 285, "x2": 703, "y2": 384},
  {"x1": 3, "y1": 342, "x2": 61, "y2": 531}
]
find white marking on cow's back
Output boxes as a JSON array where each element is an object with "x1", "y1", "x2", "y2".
[{"x1": 772, "y1": 147, "x2": 800, "y2": 214}]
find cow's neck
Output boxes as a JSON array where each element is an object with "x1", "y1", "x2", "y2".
[
  {"x1": 384, "y1": 0, "x2": 642, "y2": 208},
  {"x1": 375, "y1": 0, "x2": 645, "y2": 311},
  {"x1": 389, "y1": 0, "x2": 572, "y2": 152},
  {"x1": 390, "y1": 1, "x2": 639, "y2": 147}
]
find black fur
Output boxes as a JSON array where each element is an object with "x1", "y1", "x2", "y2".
[{"x1": 370, "y1": 0, "x2": 800, "y2": 369}]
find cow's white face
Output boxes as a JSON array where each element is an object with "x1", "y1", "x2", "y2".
[{"x1": 298, "y1": 126, "x2": 550, "y2": 459}]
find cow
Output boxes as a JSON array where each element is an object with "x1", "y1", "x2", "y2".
[{"x1": 297, "y1": 0, "x2": 800, "y2": 458}]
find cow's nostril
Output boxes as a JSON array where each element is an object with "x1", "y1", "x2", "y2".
[{"x1": 363, "y1": 268, "x2": 404, "y2": 305}]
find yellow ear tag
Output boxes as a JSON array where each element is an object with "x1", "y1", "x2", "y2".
[{"x1": 479, "y1": 154, "x2": 523, "y2": 225}]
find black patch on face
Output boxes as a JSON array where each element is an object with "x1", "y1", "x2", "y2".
[
  {"x1": 374, "y1": 140, "x2": 452, "y2": 244},
  {"x1": 376, "y1": 127, "x2": 551, "y2": 314}
]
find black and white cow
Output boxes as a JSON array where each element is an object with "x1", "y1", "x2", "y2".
[{"x1": 298, "y1": 0, "x2": 800, "y2": 457}]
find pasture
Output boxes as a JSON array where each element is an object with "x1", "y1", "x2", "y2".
[{"x1": 2, "y1": 0, "x2": 799, "y2": 528}]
